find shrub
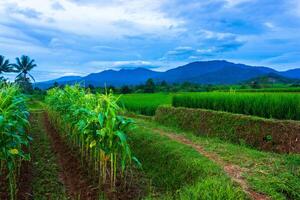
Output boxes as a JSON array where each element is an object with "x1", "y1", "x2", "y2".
[{"x1": 155, "y1": 106, "x2": 300, "y2": 153}]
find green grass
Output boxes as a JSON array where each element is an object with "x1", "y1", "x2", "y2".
[
  {"x1": 129, "y1": 124, "x2": 247, "y2": 199},
  {"x1": 120, "y1": 93, "x2": 173, "y2": 116},
  {"x1": 134, "y1": 117, "x2": 300, "y2": 200},
  {"x1": 30, "y1": 112, "x2": 68, "y2": 200},
  {"x1": 173, "y1": 92, "x2": 300, "y2": 120}
]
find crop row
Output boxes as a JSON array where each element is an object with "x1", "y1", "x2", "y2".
[
  {"x1": 119, "y1": 93, "x2": 172, "y2": 116},
  {"x1": 0, "y1": 84, "x2": 31, "y2": 200},
  {"x1": 172, "y1": 92, "x2": 300, "y2": 120},
  {"x1": 45, "y1": 85, "x2": 140, "y2": 192}
]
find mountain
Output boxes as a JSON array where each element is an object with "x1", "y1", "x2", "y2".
[
  {"x1": 159, "y1": 60, "x2": 277, "y2": 84},
  {"x1": 83, "y1": 68, "x2": 161, "y2": 86},
  {"x1": 35, "y1": 76, "x2": 82, "y2": 89},
  {"x1": 35, "y1": 60, "x2": 300, "y2": 89},
  {"x1": 280, "y1": 69, "x2": 300, "y2": 79}
]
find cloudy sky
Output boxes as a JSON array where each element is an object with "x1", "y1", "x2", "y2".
[{"x1": 1, "y1": 0, "x2": 300, "y2": 81}]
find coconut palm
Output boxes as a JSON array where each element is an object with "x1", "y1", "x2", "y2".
[
  {"x1": 13, "y1": 55, "x2": 36, "y2": 82},
  {"x1": 0, "y1": 55, "x2": 12, "y2": 74}
]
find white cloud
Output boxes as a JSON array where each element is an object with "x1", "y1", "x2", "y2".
[
  {"x1": 197, "y1": 29, "x2": 237, "y2": 40},
  {"x1": 264, "y1": 22, "x2": 276, "y2": 30},
  {"x1": 293, "y1": 0, "x2": 300, "y2": 17},
  {"x1": 0, "y1": 0, "x2": 184, "y2": 38},
  {"x1": 224, "y1": 0, "x2": 254, "y2": 8}
]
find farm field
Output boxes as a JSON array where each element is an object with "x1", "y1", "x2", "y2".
[
  {"x1": 172, "y1": 92, "x2": 300, "y2": 120},
  {"x1": 1, "y1": 86, "x2": 300, "y2": 200},
  {"x1": 119, "y1": 93, "x2": 173, "y2": 116},
  {"x1": 2, "y1": 1, "x2": 300, "y2": 199}
]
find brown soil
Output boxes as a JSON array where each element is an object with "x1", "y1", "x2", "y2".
[
  {"x1": 17, "y1": 153, "x2": 33, "y2": 200},
  {"x1": 152, "y1": 128, "x2": 270, "y2": 200},
  {"x1": 0, "y1": 169, "x2": 9, "y2": 200},
  {"x1": 43, "y1": 113, "x2": 146, "y2": 200},
  {"x1": 43, "y1": 114, "x2": 99, "y2": 200}
]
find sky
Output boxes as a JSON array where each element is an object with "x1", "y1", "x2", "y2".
[{"x1": 1, "y1": 0, "x2": 300, "y2": 81}]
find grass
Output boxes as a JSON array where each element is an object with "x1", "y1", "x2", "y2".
[
  {"x1": 172, "y1": 92, "x2": 300, "y2": 120},
  {"x1": 134, "y1": 117, "x2": 300, "y2": 200},
  {"x1": 119, "y1": 93, "x2": 173, "y2": 116},
  {"x1": 129, "y1": 124, "x2": 247, "y2": 199},
  {"x1": 30, "y1": 112, "x2": 68, "y2": 199}
]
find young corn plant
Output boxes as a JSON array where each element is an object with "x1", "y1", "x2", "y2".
[
  {"x1": 45, "y1": 85, "x2": 141, "y2": 192},
  {"x1": 0, "y1": 84, "x2": 31, "y2": 200}
]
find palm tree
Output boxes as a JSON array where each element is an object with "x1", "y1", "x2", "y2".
[
  {"x1": 13, "y1": 55, "x2": 36, "y2": 82},
  {"x1": 0, "y1": 55, "x2": 12, "y2": 74}
]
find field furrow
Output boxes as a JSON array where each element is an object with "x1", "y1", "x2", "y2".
[{"x1": 29, "y1": 111, "x2": 68, "y2": 200}]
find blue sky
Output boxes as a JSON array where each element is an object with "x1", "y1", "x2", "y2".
[{"x1": 1, "y1": 0, "x2": 300, "y2": 81}]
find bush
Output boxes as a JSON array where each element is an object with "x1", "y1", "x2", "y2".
[{"x1": 155, "y1": 106, "x2": 300, "y2": 153}]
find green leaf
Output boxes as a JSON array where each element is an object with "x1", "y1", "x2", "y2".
[
  {"x1": 9, "y1": 149, "x2": 19, "y2": 155},
  {"x1": 132, "y1": 156, "x2": 142, "y2": 169},
  {"x1": 90, "y1": 140, "x2": 97, "y2": 148},
  {"x1": 98, "y1": 113, "x2": 104, "y2": 127}
]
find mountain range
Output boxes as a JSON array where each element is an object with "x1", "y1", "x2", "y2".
[{"x1": 35, "y1": 60, "x2": 300, "y2": 89}]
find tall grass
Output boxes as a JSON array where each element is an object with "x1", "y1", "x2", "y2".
[
  {"x1": 235, "y1": 87, "x2": 300, "y2": 93},
  {"x1": 0, "y1": 84, "x2": 31, "y2": 200},
  {"x1": 120, "y1": 93, "x2": 173, "y2": 116},
  {"x1": 172, "y1": 92, "x2": 300, "y2": 120}
]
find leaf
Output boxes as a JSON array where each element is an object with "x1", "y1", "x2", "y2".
[
  {"x1": 132, "y1": 156, "x2": 142, "y2": 169},
  {"x1": 116, "y1": 131, "x2": 127, "y2": 144},
  {"x1": 90, "y1": 140, "x2": 97, "y2": 148},
  {"x1": 98, "y1": 113, "x2": 104, "y2": 127},
  {"x1": 9, "y1": 149, "x2": 19, "y2": 155}
]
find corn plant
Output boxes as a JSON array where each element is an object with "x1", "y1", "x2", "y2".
[
  {"x1": 0, "y1": 84, "x2": 31, "y2": 200},
  {"x1": 45, "y1": 85, "x2": 141, "y2": 191}
]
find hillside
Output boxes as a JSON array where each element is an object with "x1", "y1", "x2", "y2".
[{"x1": 35, "y1": 60, "x2": 300, "y2": 89}]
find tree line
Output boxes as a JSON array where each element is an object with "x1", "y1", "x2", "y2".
[{"x1": 0, "y1": 55, "x2": 36, "y2": 92}]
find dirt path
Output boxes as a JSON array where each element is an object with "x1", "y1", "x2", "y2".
[
  {"x1": 43, "y1": 113, "x2": 99, "y2": 200},
  {"x1": 149, "y1": 127, "x2": 270, "y2": 200}
]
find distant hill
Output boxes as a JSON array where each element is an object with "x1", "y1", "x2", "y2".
[
  {"x1": 35, "y1": 60, "x2": 300, "y2": 89},
  {"x1": 244, "y1": 73, "x2": 299, "y2": 84},
  {"x1": 280, "y1": 69, "x2": 300, "y2": 79},
  {"x1": 35, "y1": 76, "x2": 82, "y2": 89}
]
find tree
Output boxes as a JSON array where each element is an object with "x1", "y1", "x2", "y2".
[
  {"x1": 12, "y1": 55, "x2": 37, "y2": 92},
  {"x1": 120, "y1": 85, "x2": 131, "y2": 94},
  {"x1": 144, "y1": 78, "x2": 155, "y2": 93},
  {"x1": 0, "y1": 55, "x2": 12, "y2": 76}
]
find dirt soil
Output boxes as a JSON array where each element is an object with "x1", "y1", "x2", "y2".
[
  {"x1": 152, "y1": 128, "x2": 270, "y2": 200},
  {"x1": 17, "y1": 153, "x2": 33, "y2": 200},
  {"x1": 43, "y1": 114, "x2": 99, "y2": 200}
]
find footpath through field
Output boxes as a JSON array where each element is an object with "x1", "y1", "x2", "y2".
[
  {"x1": 25, "y1": 110, "x2": 99, "y2": 199},
  {"x1": 132, "y1": 116, "x2": 299, "y2": 200}
]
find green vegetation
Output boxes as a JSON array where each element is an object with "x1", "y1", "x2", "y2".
[
  {"x1": 173, "y1": 92, "x2": 300, "y2": 120},
  {"x1": 120, "y1": 93, "x2": 173, "y2": 116},
  {"x1": 0, "y1": 54, "x2": 37, "y2": 93},
  {"x1": 0, "y1": 84, "x2": 31, "y2": 200},
  {"x1": 235, "y1": 87, "x2": 300, "y2": 93},
  {"x1": 13, "y1": 55, "x2": 37, "y2": 93},
  {"x1": 130, "y1": 124, "x2": 246, "y2": 199},
  {"x1": 134, "y1": 117, "x2": 300, "y2": 200},
  {"x1": 155, "y1": 106, "x2": 300, "y2": 153},
  {"x1": 45, "y1": 85, "x2": 140, "y2": 190}
]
